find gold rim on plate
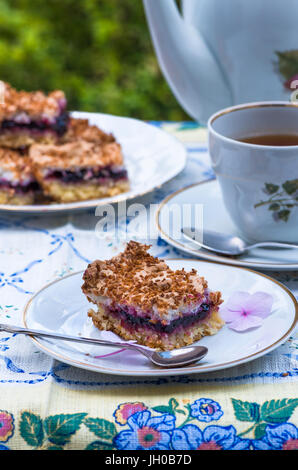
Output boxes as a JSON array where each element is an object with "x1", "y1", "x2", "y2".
[{"x1": 23, "y1": 264, "x2": 298, "y2": 375}]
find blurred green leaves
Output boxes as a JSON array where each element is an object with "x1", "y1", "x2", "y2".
[{"x1": 0, "y1": 0, "x2": 187, "y2": 120}]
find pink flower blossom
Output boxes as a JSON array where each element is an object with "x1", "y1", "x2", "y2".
[
  {"x1": 0, "y1": 411, "x2": 14, "y2": 442},
  {"x1": 220, "y1": 291, "x2": 273, "y2": 332},
  {"x1": 114, "y1": 402, "x2": 148, "y2": 425}
]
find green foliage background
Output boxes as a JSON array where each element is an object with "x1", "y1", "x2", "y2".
[{"x1": 0, "y1": 0, "x2": 187, "y2": 120}]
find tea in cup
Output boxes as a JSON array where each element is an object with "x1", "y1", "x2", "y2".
[{"x1": 208, "y1": 102, "x2": 298, "y2": 243}]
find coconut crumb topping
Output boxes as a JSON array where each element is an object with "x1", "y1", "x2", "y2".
[
  {"x1": 0, "y1": 82, "x2": 66, "y2": 120},
  {"x1": 0, "y1": 147, "x2": 33, "y2": 181},
  {"x1": 82, "y1": 241, "x2": 222, "y2": 316},
  {"x1": 28, "y1": 139, "x2": 124, "y2": 170},
  {"x1": 62, "y1": 118, "x2": 115, "y2": 144}
]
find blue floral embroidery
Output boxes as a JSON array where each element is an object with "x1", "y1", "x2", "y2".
[
  {"x1": 252, "y1": 423, "x2": 298, "y2": 450},
  {"x1": 48, "y1": 233, "x2": 90, "y2": 262},
  {"x1": 171, "y1": 424, "x2": 250, "y2": 450},
  {"x1": 190, "y1": 398, "x2": 223, "y2": 423},
  {"x1": 0, "y1": 259, "x2": 42, "y2": 294},
  {"x1": 1, "y1": 398, "x2": 298, "y2": 449},
  {"x1": 114, "y1": 410, "x2": 175, "y2": 450}
]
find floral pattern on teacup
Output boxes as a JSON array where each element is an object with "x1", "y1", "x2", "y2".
[{"x1": 255, "y1": 180, "x2": 298, "y2": 222}]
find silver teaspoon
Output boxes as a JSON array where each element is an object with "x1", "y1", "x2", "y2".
[
  {"x1": 0, "y1": 323, "x2": 208, "y2": 368},
  {"x1": 182, "y1": 227, "x2": 298, "y2": 257}
]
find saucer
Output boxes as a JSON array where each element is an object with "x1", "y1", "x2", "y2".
[{"x1": 156, "y1": 179, "x2": 298, "y2": 270}]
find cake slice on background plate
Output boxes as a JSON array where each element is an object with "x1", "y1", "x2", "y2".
[
  {"x1": 0, "y1": 82, "x2": 69, "y2": 148},
  {"x1": 29, "y1": 139, "x2": 129, "y2": 203},
  {"x1": 62, "y1": 117, "x2": 115, "y2": 145},
  {"x1": 0, "y1": 147, "x2": 39, "y2": 205},
  {"x1": 82, "y1": 241, "x2": 224, "y2": 351}
]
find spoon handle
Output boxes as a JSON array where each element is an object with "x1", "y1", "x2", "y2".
[
  {"x1": 248, "y1": 241, "x2": 298, "y2": 250},
  {"x1": 0, "y1": 323, "x2": 140, "y2": 352}
]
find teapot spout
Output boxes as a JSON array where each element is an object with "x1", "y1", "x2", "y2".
[{"x1": 143, "y1": 0, "x2": 232, "y2": 123}]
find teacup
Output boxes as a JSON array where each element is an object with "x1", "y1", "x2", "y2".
[{"x1": 208, "y1": 102, "x2": 298, "y2": 243}]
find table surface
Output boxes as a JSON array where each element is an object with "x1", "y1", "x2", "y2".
[{"x1": 0, "y1": 122, "x2": 297, "y2": 451}]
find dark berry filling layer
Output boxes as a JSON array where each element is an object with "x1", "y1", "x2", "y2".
[
  {"x1": 0, "y1": 112, "x2": 69, "y2": 136},
  {"x1": 45, "y1": 166, "x2": 128, "y2": 184},
  {"x1": 106, "y1": 302, "x2": 212, "y2": 335},
  {"x1": 0, "y1": 179, "x2": 40, "y2": 194}
]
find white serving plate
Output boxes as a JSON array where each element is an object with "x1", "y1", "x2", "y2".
[
  {"x1": 24, "y1": 259, "x2": 297, "y2": 376},
  {"x1": 0, "y1": 112, "x2": 186, "y2": 213}
]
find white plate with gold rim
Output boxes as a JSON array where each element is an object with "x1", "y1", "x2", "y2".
[
  {"x1": 0, "y1": 112, "x2": 186, "y2": 214},
  {"x1": 23, "y1": 260, "x2": 297, "y2": 376},
  {"x1": 156, "y1": 179, "x2": 298, "y2": 270}
]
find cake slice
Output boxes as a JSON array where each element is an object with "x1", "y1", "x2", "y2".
[
  {"x1": 0, "y1": 148, "x2": 39, "y2": 205},
  {"x1": 0, "y1": 82, "x2": 69, "y2": 148},
  {"x1": 82, "y1": 241, "x2": 224, "y2": 350},
  {"x1": 62, "y1": 117, "x2": 115, "y2": 144},
  {"x1": 29, "y1": 139, "x2": 129, "y2": 203}
]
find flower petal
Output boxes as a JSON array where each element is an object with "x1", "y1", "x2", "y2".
[
  {"x1": 183, "y1": 424, "x2": 204, "y2": 450},
  {"x1": 171, "y1": 429, "x2": 191, "y2": 450},
  {"x1": 203, "y1": 425, "x2": 236, "y2": 449},
  {"x1": 220, "y1": 291, "x2": 253, "y2": 322},
  {"x1": 221, "y1": 292, "x2": 251, "y2": 312},
  {"x1": 252, "y1": 439, "x2": 272, "y2": 450},
  {"x1": 127, "y1": 410, "x2": 150, "y2": 430},
  {"x1": 114, "y1": 430, "x2": 135, "y2": 450},
  {"x1": 220, "y1": 291, "x2": 274, "y2": 324},
  {"x1": 220, "y1": 305, "x2": 243, "y2": 323},
  {"x1": 229, "y1": 314, "x2": 264, "y2": 332},
  {"x1": 265, "y1": 423, "x2": 298, "y2": 449},
  {"x1": 171, "y1": 425, "x2": 203, "y2": 450},
  {"x1": 147, "y1": 414, "x2": 176, "y2": 431},
  {"x1": 152, "y1": 431, "x2": 171, "y2": 449},
  {"x1": 230, "y1": 438, "x2": 251, "y2": 450},
  {"x1": 246, "y1": 292, "x2": 274, "y2": 318}
]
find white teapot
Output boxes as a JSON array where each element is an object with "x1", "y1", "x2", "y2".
[{"x1": 143, "y1": 0, "x2": 298, "y2": 123}]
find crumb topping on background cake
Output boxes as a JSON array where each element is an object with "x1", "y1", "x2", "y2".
[
  {"x1": 29, "y1": 140, "x2": 124, "y2": 170},
  {"x1": 0, "y1": 82, "x2": 66, "y2": 120},
  {"x1": 82, "y1": 241, "x2": 222, "y2": 315},
  {"x1": 0, "y1": 147, "x2": 33, "y2": 181},
  {"x1": 63, "y1": 118, "x2": 115, "y2": 144}
]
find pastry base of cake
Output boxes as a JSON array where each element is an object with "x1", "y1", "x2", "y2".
[
  {"x1": 88, "y1": 305, "x2": 224, "y2": 351},
  {"x1": 0, "y1": 189, "x2": 35, "y2": 205},
  {"x1": 0, "y1": 132, "x2": 59, "y2": 149},
  {"x1": 37, "y1": 180, "x2": 130, "y2": 203}
]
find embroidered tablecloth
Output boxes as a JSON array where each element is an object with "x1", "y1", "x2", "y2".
[{"x1": 0, "y1": 122, "x2": 297, "y2": 451}]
